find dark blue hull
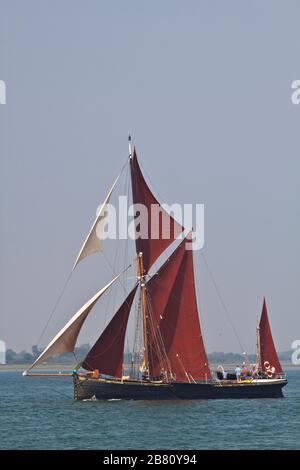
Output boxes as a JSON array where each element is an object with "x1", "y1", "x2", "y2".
[{"x1": 73, "y1": 376, "x2": 287, "y2": 400}]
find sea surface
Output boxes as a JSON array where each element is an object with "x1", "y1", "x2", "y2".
[{"x1": 0, "y1": 369, "x2": 299, "y2": 450}]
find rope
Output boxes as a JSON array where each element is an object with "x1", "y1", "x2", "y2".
[
  {"x1": 201, "y1": 251, "x2": 245, "y2": 354},
  {"x1": 36, "y1": 270, "x2": 73, "y2": 347},
  {"x1": 131, "y1": 286, "x2": 143, "y2": 378},
  {"x1": 81, "y1": 283, "x2": 138, "y2": 371},
  {"x1": 194, "y1": 257, "x2": 212, "y2": 372},
  {"x1": 76, "y1": 264, "x2": 134, "y2": 371},
  {"x1": 122, "y1": 163, "x2": 132, "y2": 358},
  {"x1": 144, "y1": 287, "x2": 173, "y2": 381},
  {"x1": 51, "y1": 386, "x2": 72, "y2": 401},
  {"x1": 36, "y1": 157, "x2": 129, "y2": 350},
  {"x1": 100, "y1": 157, "x2": 130, "y2": 322},
  {"x1": 139, "y1": 154, "x2": 245, "y2": 359},
  {"x1": 132, "y1": 155, "x2": 184, "y2": 274}
]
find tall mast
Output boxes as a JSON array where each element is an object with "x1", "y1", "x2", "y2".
[
  {"x1": 128, "y1": 132, "x2": 132, "y2": 158},
  {"x1": 137, "y1": 252, "x2": 149, "y2": 377},
  {"x1": 129, "y1": 134, "x2": 149, "y2": 377},
  {"x1": 256, "y1": 321, "x2": 262, "y2": 370}
]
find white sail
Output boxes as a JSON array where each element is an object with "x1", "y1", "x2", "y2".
[
  {"x1": 27, "y1": 274, "x2": 119, "y2": 371},
  {"x1": 73, "y1": 174, "x2": 119, "y2": 270}
]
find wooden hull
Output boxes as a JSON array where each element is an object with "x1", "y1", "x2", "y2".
[{"x1": 73, "y1": 375, "x2": 287, "y2": 400}]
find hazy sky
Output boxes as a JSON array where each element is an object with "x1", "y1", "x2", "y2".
[{"x1": 1, "y1": 1, "x2": 299, "y2": 355}]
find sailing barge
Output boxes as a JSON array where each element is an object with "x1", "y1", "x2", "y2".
[{"x1": 24, "y1": 137, "x2": 287, "y2": 400}]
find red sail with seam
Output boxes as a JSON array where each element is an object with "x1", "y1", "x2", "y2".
[
  {"x1": 146, "y1": 235, "x2": 211, "y2": 382},
  {"x1": 130, "y1": 147, "x2": 184, "y2": 273},
  {"x1": 82, "y1": 285, "x2": 138, "y2": 378},
  {"x1": 259, "y1": 298, "x2": 283, "y2": 375}
]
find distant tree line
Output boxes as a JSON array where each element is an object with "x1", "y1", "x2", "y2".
[
  {"x1": 3, "y1": 345, "x2": 293, "y2": 365},
  {"x1": 5, "y1": 344, "x2": 91, "y2": 365}
]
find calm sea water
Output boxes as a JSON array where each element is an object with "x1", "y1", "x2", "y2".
[{"x1": 0, "y1": 369, "x2": 299, "y2": 450}]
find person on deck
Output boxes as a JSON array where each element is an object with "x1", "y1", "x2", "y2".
[
  {"x1": 217, "y1": 365, "x2": 224, "y2": 380},
  {"x1": 251, "y1": 364, "x2": 258, "y2": 378},
  {"x1": 92, "y1": 369, "x2": 100, "y2": 379},
  {"x1": 242, "y1": 363, "x2": 248, "y2": 379},
  {"x1": 235, "y1": 365, "x2": 242, "y2": 382}
]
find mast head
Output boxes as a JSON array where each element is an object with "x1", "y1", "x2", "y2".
[{"x1": 128, "y1": 132, "x2": 133, "y2": 158}]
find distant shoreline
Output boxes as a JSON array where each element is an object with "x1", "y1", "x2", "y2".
[
  {"x1": 1, "y1": 362, "x2": 299, "y2": 372},
  {"x1": 0, "y1": 364, "x2": 75, "y2": 371}
]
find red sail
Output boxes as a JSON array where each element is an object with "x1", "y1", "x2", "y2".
[
  {"x1": 130, "y1": 147, "x2": 184, "y2": 273},
  {"x1": 259, "y1": 298, "x2": 282, "y2": 375},
  {"x1": 82, "y1": 285, "x2": 138, "y2": 377},
  {"x1": 146, "y1": 235, "x2": 211, "y2": 381}
]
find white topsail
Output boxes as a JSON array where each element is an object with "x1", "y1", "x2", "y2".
[
  {"x1": 73, "y1": 173, "x2": 120, "y2": 270},
  {"x1": 27, "y1": 274, "x2": 119, "y2": 371}
]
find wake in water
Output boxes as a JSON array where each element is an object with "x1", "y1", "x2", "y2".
[
  {"x1": 83, "y1": 395, "x2": 98, "y2": 402},
  {"x1": 82, "y1": 395, "x2": 122, "y2": 402}
]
